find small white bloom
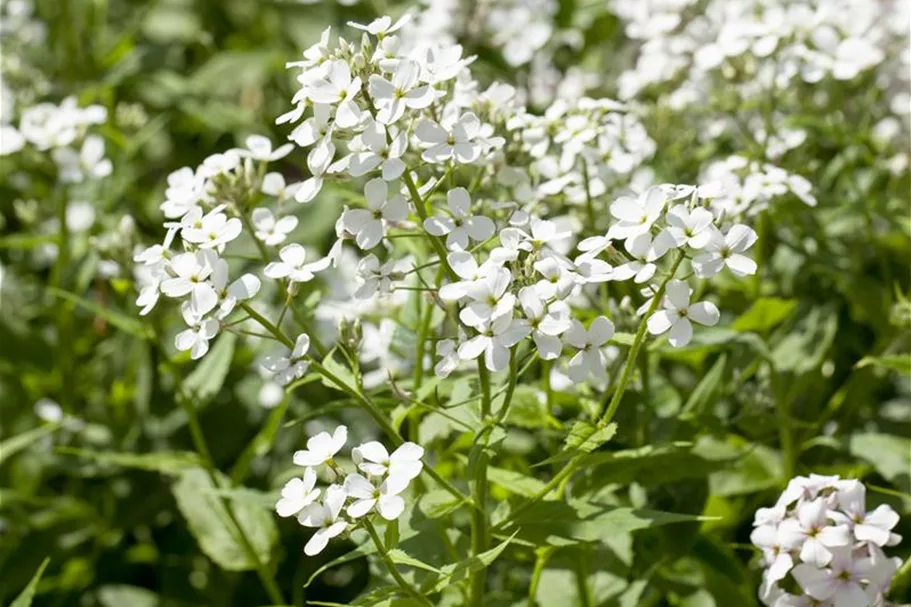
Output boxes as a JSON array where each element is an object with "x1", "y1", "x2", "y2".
[
  {"x1": 340, "y1": 178, "x2": 407, "y2": 249},
  {"x1": 252, "y1": 208, "x2": 298, "y2": 246},
  {"x1": 264, "y1": 244, "x2": 327, "y2": 284},
  {"x1": 692, "y1": 224, "x2": 758, "y2": 278},
  {"x1": 175, "y1": 303, "x2": 219, "y2": 360},
  {"x1": 647, "y1": 281, "x2": 719, "y2": 348},
  {"x1": 565, "y1": 316, "x2": 615, "y2": 382},
  {"x1": 352, "y1": 441, "x2": 424, "y2": 480},
  {"x1": 261, "y1": 172, "x2": 302, "y2": 201},
  {"x1": 298, "y1": 485, "x2": 348, "y2": 556},
  {"x1": 458, "y1": 313, "x2": 530, "y2": 371},
  {"x1": 424, "y1": 188, "x2": 496, "y2": 251},
  {"x1": 368, "y1": 59, "x2": 435, "y2": 124},
  {"x1": 262, "y1": 333, "x2": 311, "y2": 386},
  {"x1": 343, "y1": 473, "x2": 408, "y2": 521},
  {"x1": 275, "y1": 467, "x2": 321, "y2": 518},
  {"x1": 237, "y1": 134, "x2": 293, "y2": 162},
  {"x1": 415, "y1": 113, "x2": 483, "y2": 164},
  {"x1": 52, "y1": 135, "x2": 112, "y2": 183},
  {"x1": 293, "y1": 425, "x2": 348, "y2": 467},
  {"x1": 607, "y1": 187, "x2": 666, "y2": 240}
]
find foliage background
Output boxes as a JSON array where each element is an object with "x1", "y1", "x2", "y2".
[{"x1": 1, "y1": 1, "x2": 909, "y2": 606}]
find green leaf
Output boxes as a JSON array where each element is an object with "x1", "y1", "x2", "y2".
[
  {"x1": 172, "y1": 467, "x2": 277, "y2": 571},
  {"x1": 848, "y1": 433, "x2": 911, "y2": 492},
  {"x1": 184, "y1": 332, "x2": 236, "y2": 404},
  {"x1": 46, "y1": 287, "x2": 152, "y2": 339},
  {"x1": 680, "y1": 355, "x2": 727, "y2": 418},
  {"x1": 733, "y1": 298, "x2": 797, "y2": 332},
  {"x1": 57, "y1": 447, "x2": 203, "y2": 475},
  {"x1": 502, "y1": 501, "x2": 707, "y2": 547},
  {"x1": 318, "y1": 351, "x2": 359, "y2": 395},
  {"x1": 565, "y1": 421, "x2": 617, "y2": 453},
  {"x1": 575, "y1": 443, "x2": 734, "y2": 493},
  {"x1": 855, "y1": 354, "x2": 911, "y2": 375},
  {"x1": 97, "y1": 585, "x2": 160, "y2": 607},
  {"x1": 0, "y1": 424, "x2": 59, "y2": 467},
  {"x1": 420, "y1": 532, "x2": 517, "y2": 594},
  {"x1": 387, "y1": 549, "x2": 442, "y2": 574},
  {"x1": 487, "y1": 466, "x2": 546, "y2": 498},
  {"x1": 10, "y1": 557, "x2": 49, "y2": 607}
]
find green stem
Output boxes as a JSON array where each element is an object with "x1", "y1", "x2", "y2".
[
  {"x1": 575, "y1": 549, "x2": 594, "y2": 607},
  {"x1": 240, "y1": 303, "x2": 471, "y2": 505},
  {"x1": 501, "y1": 251, "x2": 687, "y2": 531},
  {"x1": 363, "y1": 519, "x2": 433, "y2": 606},
  {"x1": 51, "y1": 191, "x2": 74, "y2": 414},
  {"x1": 494, "y1": 348, "x2": 519, "y2": 426},
  {"x1": 402, "y1": 170, "x2": 458, "y2": 281},
  {"x1": 598, "y1": 250, "x2": 686, "y2": 424},
  {"x1": 528, "y1": 547, "x2": 556, "y2": 606},
  {"x1": 469, "y1": 360, "x2": 492, "y2": 606}
]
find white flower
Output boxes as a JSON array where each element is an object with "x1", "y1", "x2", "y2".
[
  {"x1": 252, "y1": 208, "x2": 298, "y2": 246},
  {"x1": 209, "y1": 260, "x2": 260, "y2": 319},
  {"x1": 692, "y1": 224, "x2": 758, "y2": 278},
  {"x1": 647, "y1": 281, "x2": 719, "y2": 348},
  {"x1": 237, "y1": 134, "x2": 293, "y2": 162},
  {"x1": 438, "y1": 251, "x2": 499, "y2": 302},
  {"x1": 296, "y1": 141, "x2": 335, "y2": 203},
  {"x1": 459, "y1": 266, "x2": 515, "y2": 327},
  {"x1": 352, "y1": 441, "x2": 424, "y2": 480},
  {"x1": 778, "y1": 498, "x2": 852, "y2": 568},
  {"x1": 52, "y1": 135, "x2": 112, "y2": 183},
  {"x1": 832, "y1": 481, "x2": 901, "y2": 547},
  {"x1": 458, "y1": 313, "x2": 530, "y2": 372},
  {"x1": 348, "y1": 14, "x2": 410, "y2": 38},
  {"x1": 298, "y1": 485, "x2": 348, "y2": 556},
  {"x1": 424, "y1": 187, "x2": 496, "y2": 251},
  {"x1": 308, "y1": 60, "x2": 362, "y2": 129},
  {"x1": 343, "y1": 473, "x2": 408, "y2": 521},
  {"x1": 340, "y1": 178, "x2": 407, "y2": 249},
  {"x1": 180, "y1": 208, "x2": 242, "y2": 251},
  {"x1": 368, "y1": 59, "x2": 435, "y2": 124},
  {"x1": 663, "y1": 204, "x2": 715, "y2": 249},
  {"x1": 262, "y1": 333, "x2": 311, "y2": 386},
  {"x1": 289, "y1": 104, "x2": 333, "y2": 148},
  {"x1": 349, "y1": 120, "x2": 407, "y2": 180},
  {"x1": 261, "y1": 172, "x2": 302, "y2": 201},
  {"x1": 607, "y1": 187, "x2": 666, "y2": 240},
  {"x1": 517, "y1": 287, "x2": 571, "y2": 360},
  {"x1": 0, "y1": 124, "x2": 25, "y2": 155},
  {"x1": 175, "y1": 303, "x2": 219, "y2": 360},
  {"x1": 434, "y1": 338, "x2": 460, "y2": 378},
  {"x1": 531, "y1": 257, "x2": 577, "y2": 300},
  {"x1": 792, "y1": 548, "x2": 874, "y2": 607},
  {"x1": 160, "y1": 251, "x2": 218, "y2": 316},
  {"x1": 415, "y1": 113, "x2": 483, "y2": 164},
  {"x1": 275, "y1": 467, "x2": 320, "y2": 517},
  {"x1": 611, "y1": 232, "x2": 674, "y2": 284},
  {"x1": 161, "y1": 167, "x2": 205, "y2": 218},
  {"x1": 264, "y1": 244, "x2": 326, "y2": 284},
  {"x1": 198, "y1": 150, "x2": 240, "y2": 178},
  {"x1": 564, "y1": 316, "x2": 615, "y2": 382},
  {"x1": 293, "y1": 425, "x2": 348, "y2": 467},
  {"x1": 354, "y1": 254, "x2": 404, "y2": 299}
]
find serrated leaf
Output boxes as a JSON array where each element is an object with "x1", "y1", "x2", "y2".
[
  {"x1": 184, "y1": 332, "x2": 236, "y2": 404},
  {"x1": 565, "y1": 421, "x2": 617, "y2": 453},
  {"x1": 172, "y1": 467, "x2": 277, "y2": 571},
  {"x1": 733, "y1": 297, "x2": 797, "y2": 332},
  {"x1": 487, "y1": 466, "x2": 546, "y2": 498},
  {"x1": 387, "y1": 549, "x2": 442, "y2": 574},
  {"x1": 502, "y1": 501, "x2": 708, "y2": 547},
  {"x1": 11, "y1": 558, "x2": 49, "y2": 607},
  {"x1": 420, "y1": 532, "x2": 517, "y2": 594},
  {"x1": 57, "y1": 447, "x2": 203, "y2": 475}
]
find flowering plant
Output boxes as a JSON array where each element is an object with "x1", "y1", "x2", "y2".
[{"x1": 1, "y1": 1, "x2": 908, "y2": 606}]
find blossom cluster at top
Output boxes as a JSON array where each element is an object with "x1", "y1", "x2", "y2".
[
  {"x1": 751, "y1": 474, "x2": 902, "y2": 607},
  {"x1": 274, "y1": 425, "x2": 424, "y2": 556},
  {"x1": 125, "y1": 12, "x2": 772, "y2": 403}
]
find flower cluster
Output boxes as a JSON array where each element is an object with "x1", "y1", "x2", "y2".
[
  {"x1": 274, "y1": 425, "x2": 424, "y2": 556},
  {"x1": 131, "y1": 136, "x2": 301, "y2": 358},
  {"x1": 751, "y1": 474, "x2": 902, "y2": 607}
]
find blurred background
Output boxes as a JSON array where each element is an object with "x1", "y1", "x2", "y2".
[{"x1": 1, "y1": 0, "x2": 909, "y2": 606}]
